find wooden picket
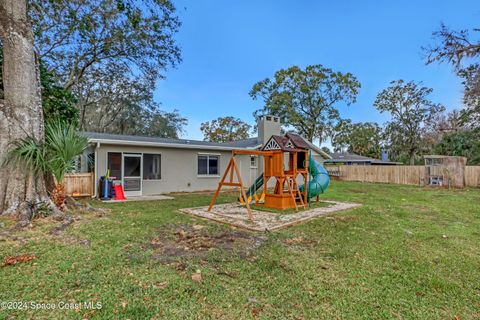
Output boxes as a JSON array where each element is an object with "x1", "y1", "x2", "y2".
[
  {"x1": 332, "y1": 165, "x2": 425, "y2": 185},
  {"x1": 64, "y1": 173, "x2": 94, "y2": 197},
  {"x1": 465, "y1": 166, "x2": 480, "y2": 187},
  {"x1": 326, "y1": 165, "x2": 480, "y2": 188}
]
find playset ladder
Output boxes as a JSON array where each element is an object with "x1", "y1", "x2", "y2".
[{"x1": 286, "y1": 176, "x2": 306, "y2": 211}]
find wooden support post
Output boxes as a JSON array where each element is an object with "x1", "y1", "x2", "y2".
[
  {"x1": 263, "y1": 172, "x2": 267, "y2": 202},
  {"x1": 232, "y1": 157, "x2": 253, "y2": 220},
  {"x1": 229, "y1": 153, "x2": 234, "y2": 183},
  {"x1": 208, "y1": 158, "x2": 233, "y2": 211},
  {"x1": 303, "y1": 172, "x2": 308, "y2": 205},
  {"x1": 208, "y1": 156, "x2": 253, "y2": 220}
]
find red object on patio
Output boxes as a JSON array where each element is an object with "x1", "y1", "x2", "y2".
[{"x1": 114, "y1": 185, "x2": 126, "y2": 201}]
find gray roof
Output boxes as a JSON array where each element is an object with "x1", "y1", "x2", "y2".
[
  {"x1": 227, "y1": 135, "x2": 331, "y2": 159},
  {"x1": 325, "y1": 152, "x2": 398, "y2": 165},
  {"x1": 303, "y1": 140, "x2": 332, "y2": 159},
  {"x1": 82, "y1": 132, "x2": 253, "y2": 150},
  {"x1": 221, "y1": 137, "x2": 261, "y2": 148},
  {"x1": 81, "y1": 131, "x2": 331, "y2": 159}
]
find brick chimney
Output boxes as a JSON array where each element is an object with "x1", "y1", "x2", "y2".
[{"x1": 257, "y1": 115, "x2": 281, "y2": 145}]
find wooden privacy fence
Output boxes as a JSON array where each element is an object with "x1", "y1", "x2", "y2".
[
  {"x1": 64, "y1": 173, "x2": 94, "y2": 197},
  {"x1": 326, "y1": 165, "x2": 480, "y2": 188},
  {"x1": 465, "y1": 166, "x2": 480, "y2": 187}
]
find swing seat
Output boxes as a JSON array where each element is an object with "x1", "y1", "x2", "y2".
[
  {"x1": 239, "y1": 194, "x2": 253, "y2": 204},
  {"x1": 254, "y1": 192, "x2": 265, "y2": 203}
]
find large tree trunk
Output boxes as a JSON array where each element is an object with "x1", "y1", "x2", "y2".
[
  {"x1": 409, "y1": 150, "x2": 416, "y2": 165},
  {"x1": 0, "y1": 0, "x2": 51, "y2": 220}
]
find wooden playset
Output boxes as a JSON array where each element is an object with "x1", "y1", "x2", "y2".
[{"x1": 208, "y1": 133, "x2": 312, "y2": 220}]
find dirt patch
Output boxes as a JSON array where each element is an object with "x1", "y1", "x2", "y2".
[
  {"x1": 283, "y1": 236, "x2": 318, "y2": 247},
  {"x1": 148, "y1": 224, "x2": 267, "y2": 263}
]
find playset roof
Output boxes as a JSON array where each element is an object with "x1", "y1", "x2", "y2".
[{"x1": 261, "y1": 134, "x2": 309, "y2": 152}]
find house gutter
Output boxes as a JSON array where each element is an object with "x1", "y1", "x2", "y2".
[
  {"x1": 87, "y1": 138, "x2": 255, "y2": 151},
  {"x1": 93, "y1": 141, "x2": 100, "y2": 198}
]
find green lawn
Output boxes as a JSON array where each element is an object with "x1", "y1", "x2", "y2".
[{"x1": 0, "y1": 181, "x2": 479, "y2": 319}]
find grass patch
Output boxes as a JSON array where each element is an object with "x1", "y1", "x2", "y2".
[{"x1": 0, "y1": 181, "x2": 479, "y2": 319}]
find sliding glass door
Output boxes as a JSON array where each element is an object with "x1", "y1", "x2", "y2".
[{"x1": 123, "y1": 154, "x2": 142, "y2": 196}]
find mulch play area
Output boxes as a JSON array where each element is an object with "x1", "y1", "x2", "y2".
[{"x1": 179, "y1": 200, "x2": 361, "y2": 231}]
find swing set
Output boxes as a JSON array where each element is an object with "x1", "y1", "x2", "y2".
[{"x1": 208, "y1": 134, "x2": 311, "y2": 220}]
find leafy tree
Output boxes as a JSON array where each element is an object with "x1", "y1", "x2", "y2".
[
  {"x1": 374, "y1": 80, "x2": 445, "y2": 164},
  {"x1": 143, "y1": 110, "x2": 187, "y2": 138},
  {"x1": 0, "y1": 52, "x2": 78, "y2": 124},
  {"x1": 332, "y1": 120, "x2": 383, "y2": 158},
  {"x1": 424, "y1": 24, "x2": 480, "y2": 128},
  {"x1": 29, "y1": 0, "x2": 181, "y2": 90},
  {"x1": 200, "y1": 117, "x2": 252, "y2": 142},
  {"x1": 40, "y1": 64, "x2": 78, "y2": 125},
  {"x1": 433, "y1": 130, "x2": 480, "y2": 165},
  {"x1": 72, "y1": 62, "x2": 187, "y2": 136},
  {"x1": 250, "y1": 65, "x2": 361, "y2": 144},
  {"x1": 27, "y1": 0, "x2": 185, "y2": 137}
]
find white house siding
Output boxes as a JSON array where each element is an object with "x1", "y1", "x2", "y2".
[{"x1": 95, "y1": 144, "x2": 254, "y2": 195}]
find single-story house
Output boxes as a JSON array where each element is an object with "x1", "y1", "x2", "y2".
[
  {"x1": 79, "y1": 116, "x2": 331, "y2": 197},
  {"x1": 324, "y1": 152, "x2": 400, "y2": 166}
]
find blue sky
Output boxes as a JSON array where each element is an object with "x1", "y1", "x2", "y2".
[{"x1": 155, "y1": 0, "x2": 479, "y2": 143}]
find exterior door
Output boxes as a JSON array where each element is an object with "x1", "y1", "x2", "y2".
[{"x1": 123, "y1": 154, "x2": 142, "y2": 196}]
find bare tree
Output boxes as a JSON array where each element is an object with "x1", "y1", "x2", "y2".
[
  {"x1": 424, "y1": 24, "x2": 480, "y2": 128},
  {"x1": 0, "y1": 0, "x2": 54, "y2": 221}
]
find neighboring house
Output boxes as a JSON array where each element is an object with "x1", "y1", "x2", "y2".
[
  {"x1": 324, "y1": 152, "x2": 400, "y2": 166},
  {"x1": 80, "y1": 116, "x2": 331, "y2": 197}
]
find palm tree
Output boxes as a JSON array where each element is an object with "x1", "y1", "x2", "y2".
[{"x1": 7, "y1": 121, "x2": 88, "y2": 210}]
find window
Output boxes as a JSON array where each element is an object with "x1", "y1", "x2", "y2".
[
  {"x1": 75, "y1": 152, "x2": 95, "y2": 173},
  {"x1": 87, "y1": 153, "x2": 95, "y2": 172},
  {"x1": 143, "y1": 154, "x2": 161, "y2": 180},
  {"x1": 107, "y1": 152, "x2": 122, "y2": 180},
  {"x1": 198, "y1": 155, "x2": 219, "y2": 175},
  {"x1": 250, "y1": 156, "x2": 257, "y2": 168}
]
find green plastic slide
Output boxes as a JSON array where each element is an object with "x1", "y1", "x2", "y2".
[
  {"x1": 246, "y1": 174, "x2": 264, "y2": 197},
  {"x1": 300, "y1": 153, "x2": 330, "y2": 200}
]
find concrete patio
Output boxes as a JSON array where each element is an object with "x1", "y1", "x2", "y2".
[{"x1": 101, "y1": 195, "x2": 174, "y2": 203}]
